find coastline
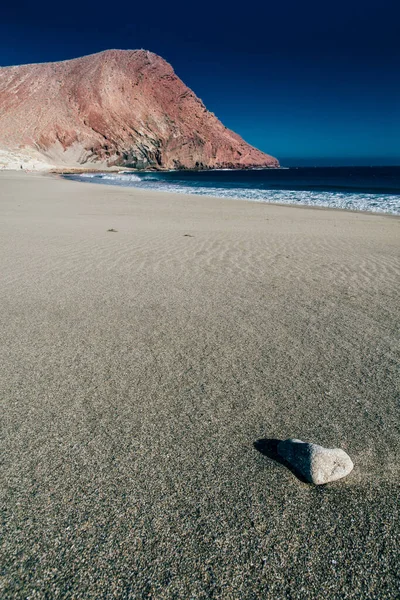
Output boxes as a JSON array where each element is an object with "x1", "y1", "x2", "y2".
[
  {"x1": 60, "y1": 167, "x2": 400, "y2": 216},
  {"x1": 58, "y1": 171, "x2": 400, "y2": 218},
  {"x1": 1, "y1": 172, "x2": 399, "y2": 599}
]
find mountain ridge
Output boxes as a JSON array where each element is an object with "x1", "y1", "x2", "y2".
[{"x1": 0, "y1": 49, "x2": 279, "y2": 171}]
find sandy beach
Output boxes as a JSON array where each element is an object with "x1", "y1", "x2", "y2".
[{"x1": 1, "y1": 172, "x2": 399, "y2": 598}]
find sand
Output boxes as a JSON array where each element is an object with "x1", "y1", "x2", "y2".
[
  {"x1": 1, "y1": 172, "x2": 399, "y2": 599},
  {"x1": 0, "y1": 149, "x2": 55, "y2": 171}
]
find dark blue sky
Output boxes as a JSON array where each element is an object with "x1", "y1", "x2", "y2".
[{"x1": 1, "y1": 0, "x2": 399, "y2": 165}]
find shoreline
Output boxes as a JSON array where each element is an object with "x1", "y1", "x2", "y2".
[{"x1": 57, "y1": 171, "x2": 400, "y2": 218}]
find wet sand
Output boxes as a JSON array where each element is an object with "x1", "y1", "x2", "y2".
[{"x1": 1, "y1": 172, "x2": 399, "y2": 599}]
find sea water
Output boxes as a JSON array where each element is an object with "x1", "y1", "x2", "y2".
[{"x1": 67, "y1": 166, "x2": 400, "y2": 214}]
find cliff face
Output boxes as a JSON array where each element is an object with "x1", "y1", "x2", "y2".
[{"x1": 0, "y1": 49, "x2": 279, "y2": 170}]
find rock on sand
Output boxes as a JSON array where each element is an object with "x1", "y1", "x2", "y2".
[{"x1": 277, "y1": 439, "x2": 354, "y2": 484}]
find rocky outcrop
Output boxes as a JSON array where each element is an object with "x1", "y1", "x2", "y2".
[{"x1": 0, "y1": 50, "x2": 279, "y2": 170}]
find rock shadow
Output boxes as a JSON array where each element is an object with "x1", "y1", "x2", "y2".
[{"x1": 253, "y1": 438, "x2": 309, "y2": 484}]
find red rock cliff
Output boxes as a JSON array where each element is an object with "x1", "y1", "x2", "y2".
[{"x1": 0, "y1": 49, "x2": 279, "y2": 170}]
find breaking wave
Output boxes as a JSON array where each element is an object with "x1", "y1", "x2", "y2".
[{"x1": 67, "y1": 169, "x2": 400, "y2": 215}]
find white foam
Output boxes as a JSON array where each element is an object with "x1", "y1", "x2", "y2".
[
  {"x1": 79, "y1": 173, "x2": 142, "y2": 181},
  {"x1": 69, "y1": 173, "x2": 400, "y2": 215},
  {"x1": 102, "y1": 174, "x2": 142, "y2": 181}
]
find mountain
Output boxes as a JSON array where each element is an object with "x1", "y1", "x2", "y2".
[{"x1": 0, "y1": 49, "x2": 279, "y2": 171}]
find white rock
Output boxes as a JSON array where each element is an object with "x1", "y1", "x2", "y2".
[{"x1": 277, "y1": 438, "x2": 354, "y2": 484}]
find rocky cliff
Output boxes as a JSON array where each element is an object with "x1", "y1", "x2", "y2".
[{"x1": 0, "y1": 49, "x2": 279, "y2": 170}]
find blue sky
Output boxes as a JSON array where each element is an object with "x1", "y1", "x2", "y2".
[{"x1": 1, "y1": 0, "x2": 399, "y2": 165}]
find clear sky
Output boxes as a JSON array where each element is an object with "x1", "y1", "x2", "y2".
[{"x1": 1, "y1": 0, "x2": 399, "y2": 165}]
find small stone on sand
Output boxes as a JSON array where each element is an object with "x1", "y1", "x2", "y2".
[{"x1": 277, "y1": 438, "x2": 354, "y2": 484}]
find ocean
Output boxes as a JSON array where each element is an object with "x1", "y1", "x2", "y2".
[{"x1": 67, "y1": 166, "x2": 400, "y2": 214}]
